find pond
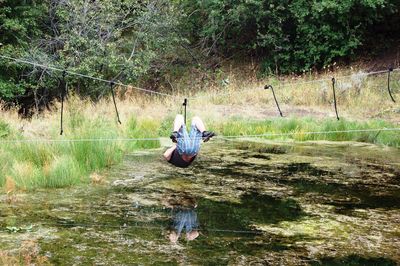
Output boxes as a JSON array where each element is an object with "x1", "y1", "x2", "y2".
[{"x1": 1, "y1": 139, "x2": 399, "y2": 265}]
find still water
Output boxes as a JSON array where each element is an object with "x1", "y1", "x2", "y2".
[{"x1": 1, "y1": 140, "x2": 399, "y2": 265}]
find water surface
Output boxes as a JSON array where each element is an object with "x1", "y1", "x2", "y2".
[{"x1": 1, "y1": 140, "x2": 399, "y2": 265}]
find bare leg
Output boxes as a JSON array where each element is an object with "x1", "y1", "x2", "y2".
[
  {"x1": 191, "y1": 116, "x2": 206, "y2": 133},
  {"x1": 173, "y1": 114, "x2": 185, "y2": 131}
]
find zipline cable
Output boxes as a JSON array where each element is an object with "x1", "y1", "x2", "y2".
[
  {"x1": 2, "y1": 55, "x2": 399, "y2": 102},
  {"x1": 0, "y1": 55, "x2": 176, "y2": 98},
  {"x1": 1, "y1": 127, "x2": 399, "y2": 143},
  {"x1": 9, "y1": 221, "x2": 263, "y2": 235},
  {"x1": 190, "y1": 67, "x2": 400, "y2": 101}
]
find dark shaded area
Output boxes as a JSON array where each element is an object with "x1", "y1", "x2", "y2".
[
  {"x1": 198, "y1": 145, "x2": 400, "y2": 212},
  {"x1": 267, "y1": 163, "x2": 400, "y2": 211},
  {"x1": 197, "y1": 192, "x2": 305, "y2": 232},
  {"x1": 234, "y1": 142, "x2": 289, "y2": 154},
  {"x1": 278, "y1": 163, "x2": 333, "y2": 177},
  {"x1": 252, "y1": 154, "x2": 271, "y2": 160},
  {"x1": 311, "y1": 254, "x2": 398, "y2": 266}
]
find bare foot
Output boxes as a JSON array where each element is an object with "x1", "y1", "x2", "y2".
[
  {"x1": 186, "y1": 230, "x2": 199, "y2": 241},
  {"x1": 169, "y1": 231, "x2": 179, "y2": 244}
]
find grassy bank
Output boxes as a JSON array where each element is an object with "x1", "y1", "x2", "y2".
[
  {"x1": 0, "y1": 105, "x2": 164, "y2": 191},
  {"x1": 0, "y1": 67, "x2": 399, "y2": 191}
]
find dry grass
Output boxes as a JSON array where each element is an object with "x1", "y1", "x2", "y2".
[
  {"x1": 90, "y1": 172, "x2": 107, "y2": 185},
  {"x1": 0, "y1": 65, "x2": 399, "y2": 190},
  {"x1": 0, "y1": 240, "x2": 50, "y2": 266},
  {"x1": 1, "y1": 66, "x2": 398, "y2": 138}
]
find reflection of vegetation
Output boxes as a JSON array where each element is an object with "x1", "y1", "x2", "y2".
[
  {"x1": 235, "y1": 142, "x2": 289, "y2": 154},
  {"x1": 275, "y1": 162, "x2": 400, "y2": 210},
  {"x1": 198, "y1": 192, "x2": 305, "y2": 232},
  {"x1": 311, "y1": 255, "x2": 397, "y2": 266}
]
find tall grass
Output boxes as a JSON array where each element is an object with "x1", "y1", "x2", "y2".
[
  {"x1": 126, "y1": 116, "x2": 161, "y2": 149},
  {"x1": 0, "y1": 66, "x2": 399, "y2": 191},
  {"x1": 212, "y1": 117, "x2": 400, "y2": 147},
  {"x1": 0, "y1": 111, "x2": 163, "y2": 190}
]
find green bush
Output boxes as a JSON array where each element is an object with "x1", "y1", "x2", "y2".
[{"x1": 180, "y1": 0, "x2": 400, "y2": 74}]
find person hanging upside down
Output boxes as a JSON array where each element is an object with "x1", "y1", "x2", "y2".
[{"x1": 163, "y1": 114, "x2": 215, "y2": 168}]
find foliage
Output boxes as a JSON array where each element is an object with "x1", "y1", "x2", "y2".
[
  {"x1": 0, "y1": 0, "x2": 184, "y2": 107},
  {"x1": 0, "y1": 0, "x2": 399, "y2": 113},
  {"x1": 179, "y1": 0, "x2": 400, "y2": 73},
  {"x1": 1, "y1": 0, "x2": 399, "y2": 107},
  {"x1": 0, "y1": 0, "x2": 48, "y2": 101}
]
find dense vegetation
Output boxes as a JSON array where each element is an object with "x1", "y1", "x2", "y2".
[
  {"x1": 1, "y1": 0, "x2": 399, "y2": 109},
  {"x1": 180, "y1": 0, "x2": 400, "y2": 72},
  {"x1": 1, "y1": 112, "x2": 399, "y2": 190}
]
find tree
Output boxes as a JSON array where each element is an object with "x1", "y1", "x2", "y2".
[
  {"x1": 0, "y1": 0, "x2": 48, "y2": 103},
  {"x1": 178, "y1": 0, "x2": 400, "y2": 74},
  {"x1": 1, "y1": 0, "x2": 184, "y2": 112}
]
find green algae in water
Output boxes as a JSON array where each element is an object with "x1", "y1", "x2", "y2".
[{"x1": 0, "y1": 140, "x2": 399, "y2": 265}]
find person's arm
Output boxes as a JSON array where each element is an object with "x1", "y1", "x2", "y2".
[{"x1": 163, "y1": 145, "x2": 176, "y2": 161}]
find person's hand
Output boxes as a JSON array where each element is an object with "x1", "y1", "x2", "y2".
[{"x1": 202, "y1": 131, "x2": 215, "y2": 142}]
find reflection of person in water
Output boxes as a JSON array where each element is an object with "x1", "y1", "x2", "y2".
[
  {"x1": 162, "y1": 195, "x2": 200, "y2": 244},
  {"x1": 169, "y1": 208, "x2": 199, "y2": 243}
]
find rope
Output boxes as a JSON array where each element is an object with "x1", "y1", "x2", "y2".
[
  {"x1": 2, "y1": 54, "x2": 398, "y2": 102},
  {"x1": 16, "y1": 222, "x2": 263, "y2": 235},
  {"x1": 190, "y1": 67, "x2": 400, "y2": 101},
  {"x1": 1, "y1": 127, "x2": 399, "y2": 143},
  {"x1": 0, "y1": 55, "x2": 176, "y2": 98},
  {"x1": 265, "y1": 85, "x2": 283, "y2": 117}
]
